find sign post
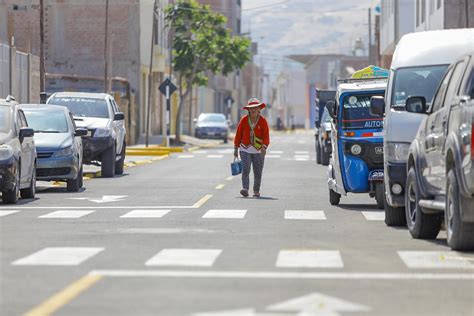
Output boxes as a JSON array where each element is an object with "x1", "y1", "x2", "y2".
[
  {"x1": 159, "y1": 78, "x2": 177, "y2": 146},
  {"x1": 225, "y1": 96, "x2": 234, "y2": 123}
]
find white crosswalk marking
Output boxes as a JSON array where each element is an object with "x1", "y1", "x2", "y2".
[
  {"x1": 218, "y1": 149, "x2": 234, "y2": 154},
  {"x1": 265, "y1": 154, "x2": 281, "y2": 158},
  {"x1": 145, "y1": 249, "x2": 222, "y2": 267},
  {"x1": 39, "y1": 210, "x2": 95, "y2": 218},
  {"x1": 270, "y1": 150, "x2": 283, "y2": 154},
  {"x1": 398, "y1": 251, "x2": 474, "y2": 269},
  {"x1": 177, "y1": 155, "x2": 195, "y2": 159},
  {"x1": 285, "y1": 210, "x2": 326, "y2": 220},
  {"x1": 202, "y1": 209, "x2": 247, "y2": 219},
  {"x1": 12, "y1": 247, "x2": 104, "y2": 266},
  {"x1": 295, "y1": 151, "x2": 309, "y2": 154},
  {"x1": 361, "y1": 211, "x2": 385, "y2": 221},
  {"x1": 207, "y1": 155, "x2": 224, "y2": 158},
  {"x1": 192, "y1": 150, "x2": 207, "y2": 154},
  {"x1": 276, "y1": 250, "x2": 344, "y2": 268},
  {"x1": 0, "y1": 210, "x2": 19, "y2": 217},
  {"x1": 120, "y1": 210, "x2": 172, "y2": 218}
]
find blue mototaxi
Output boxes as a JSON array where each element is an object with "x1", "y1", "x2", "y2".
[{"x1": 325, "y1": 78, "x2": 387, "y2": 208}]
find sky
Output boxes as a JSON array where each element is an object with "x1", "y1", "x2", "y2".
[{"x1": 241, "y1": 0, "x2": 379, "y2": 72}]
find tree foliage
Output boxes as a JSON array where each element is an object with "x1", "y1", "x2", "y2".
[{"x1": 165, "y1": 0, "x2": 251, "y2": 142}]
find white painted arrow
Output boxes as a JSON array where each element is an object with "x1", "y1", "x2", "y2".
[
  {"x1": 193, "y1": 292, "x2": 371, "y2": 316},
  {"x1": 69, "y1": 195, "x2": 127, "y2": 204}
]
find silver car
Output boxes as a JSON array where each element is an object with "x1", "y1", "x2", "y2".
[{"x1": 21, "y1": 104, "x2": 87, "y2": 192}]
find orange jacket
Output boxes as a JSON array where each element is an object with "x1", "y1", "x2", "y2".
[{"x1": 234, "y1": 115, "x2": 270, "y2": 149}]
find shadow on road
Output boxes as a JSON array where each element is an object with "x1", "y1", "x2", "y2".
[
  {"x1": 236, "y1": 196, "x2": 279, "y2": 200},
  {"x1": 35, "y1": 187, "x2": 87, "y2": 194},
  {"x1": 337, "y1": 204, "x2": 379, "y2": 212}
]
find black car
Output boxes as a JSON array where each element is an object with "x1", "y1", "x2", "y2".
[
  {"x1": 0, "y1": 96, "x2": 36, "y2": 204},
  {"x1": 194, "y1": 113, "x2": 229, "y2": 143},
  {"x1": 405, "y1": 52, "x2": 474, "y2": 250}
]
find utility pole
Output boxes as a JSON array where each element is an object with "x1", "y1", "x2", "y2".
[
  {"x1": 368, "y1": 8, "x2": 372, "y2": 65},
  {"x1": 39, "y1": 0, "x2": 45, "y2": 93},
  {"x1": 104, "y1": 0, "x2": 110, "y2": 93},
  {"x1": 145, "y1": 0, "x2": 158, "y2": 147}
]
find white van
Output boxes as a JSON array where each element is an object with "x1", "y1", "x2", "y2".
[{"x1": 370, "y1": 29, "x2": 474, "y2": 226}]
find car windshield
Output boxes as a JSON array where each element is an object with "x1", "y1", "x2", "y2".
[
  {"x1": 0, "y1": 106, "x2": 11, "y2": 133},
  {"x1": 342, "y1": 94, "x2": 384, "y2": 129},
  {"x1": 23, "y1": 110, "x2": 69, "y2": 133},
  {"x1": 49, "y1": 97, "x2": 109, "y2": 118},
  {"x1": 199, "y1": 114, "x2": 226, "y2": 123},
  {"x1": 391, "y1": 65, "x2": 448, "y2": 108}
]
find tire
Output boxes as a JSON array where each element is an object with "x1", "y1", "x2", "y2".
[
  {"x1": 3, "y1": 165, "x2": 19, "y2": 204},
  {"x1": 67, "y1": 166, "x2": 82, "y2": 192},
  {"x1": 375, "y1": 182, "x2": 384, "y2": 209},
  {"x1": 115, "y1": 143, "x2": 126, "y2": 175},
  {"x1": 405, "y1": 167, "x2": 441, "y2": 239},
  {"x1": 384, "y1": 192, "x2": 406, "y2": 227},
  {"x1": 329, "y1": 189, "x2": 341, "y2": 205},
  {"x1": 101, "y1": 143, "x2": 116, "y2": 178},
  {"x1": 223, "y1": 137, "x2": 228, "y2": 144},
  {"x1": 321, "y1": 149, "x2": 330, "y2": 166},
  {"x1": 446, "y1": 169, "x2": 474, "y2": 250},
  {"x1": 316, "y1": 139, "x2": 322, "y2": 164},
  {"x1": 78, "y1": 165, "x2": 84, "y2": 188},
  {"x1": 20, "y1": 164, "x2": 36, "y2": 199}
]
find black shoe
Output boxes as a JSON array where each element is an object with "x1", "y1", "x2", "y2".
[{"x1": 240, "y1": 189, "x2": 249, "y2": 197}]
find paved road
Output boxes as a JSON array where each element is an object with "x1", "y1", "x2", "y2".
[{"x1": 1, "y1": 131, "x2": 473, "y2": 316}]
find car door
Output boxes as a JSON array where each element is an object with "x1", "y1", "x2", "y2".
[
  {"x1": 17, "y1": 109, "x2": 35, "y2": 185},
  {"x1": 424, "y1": 66, "x2": 453, "y2": 192},
  {"x1": 430, "y1": 59, "x2": 468, "y2": 191},
  {"x1": 110, "y1": 98, "x2": 125, "y2": 155}
]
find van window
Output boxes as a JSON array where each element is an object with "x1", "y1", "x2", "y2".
[
  {"x1": 342, "y1": 94, "x2": 384, "y2": 129},
  {"x1": 391, "y1": 65, "x2": 448, "y2": 109},
  {"x1": 0, "y1": 106, "x2": 11, "y2": 133}
]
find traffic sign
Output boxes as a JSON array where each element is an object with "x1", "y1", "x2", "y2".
[
  {"x1": 225, "y1": 96, "x2": 235, "y2": 105},
  {"x1": 159, "y1": 78, "x2": 177, "y2": 98}
]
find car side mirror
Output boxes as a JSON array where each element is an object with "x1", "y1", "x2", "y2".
[
  {"x1": 370, "y1": 96, "x2": 385, "y2": 116},
  {"x1": 114, "y1": 112, "x2": 125, "y2": 121},
  {"x1": 325, "y1": 101, "x2": 337, "y2": 120},
  {"x1": 405, "y1": 96, "x2": 427, "y2": 114},
  {"x1": 19, "y1": 127, "x2": 34, "y2": 143},
  {"x1": 75, "y1": 128, "x2": 88, "y2": 137}
]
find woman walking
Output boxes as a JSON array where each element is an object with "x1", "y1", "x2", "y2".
[{"x1": 234, "y1": 98, "x2": 270, "y2": 198}]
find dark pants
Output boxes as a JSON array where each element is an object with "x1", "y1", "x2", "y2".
[{"x1": 240, "y1": 151, "x2": 265, "y2": 192}]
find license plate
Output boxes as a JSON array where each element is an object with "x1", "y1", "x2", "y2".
[
  {"x1": 375, "y1": 147, "x2": 383, "y2": 154},
  {"x1": 208, "y1": 132, "x2": 216, "y2": 136},
  {"x1": 369, "y1": 170, "x2": 384, "y2": 181}
]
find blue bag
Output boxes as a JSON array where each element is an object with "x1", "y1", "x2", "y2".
[{"x1": 231, "y1": 158, "x2": 242, "y2": 176}]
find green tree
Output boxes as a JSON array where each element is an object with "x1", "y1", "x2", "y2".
[{"x1": 165, "y1": 0, "x2": 251, "y2": 143}]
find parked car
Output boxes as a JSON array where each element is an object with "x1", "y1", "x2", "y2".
[
  {"x1": 405, "y1": 52, "x2": 474, "y2": 250},
  {"x1": 326, "y1": 77, "x2": 387, "y2": 208},
  {"x1": 370, "y1": 28, "x2": 474, "y2": 226},
  {"x1": 46, "y1": 92, "x2": 126, "y2": 177},
  {"x1": 20, "y1": 104, "x2": 87, "y2": 192},
  {"x1": 194, "y1": 113, "x2": 229, "y2": 143},
  {"x1": 0, "y1": 96, "x2": 36, "y2": 204},
  {"x1": 315, "y1": 107, "x2": 332, "y2": 165}
]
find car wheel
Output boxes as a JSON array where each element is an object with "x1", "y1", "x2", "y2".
[
  {"x1": 375, "y1": 182, "x2": 384, "y2": 209},
  {"x1": 405, "y1": 167, "x2": 441, "y2": 239},
  {"x1": 101, "y1": 143, "x2": 116, "y2": 178},
  {"x1": 3, "y1": 164, "x2": 20, "y2": 204},
  {"x1": 321, "y1": 148, "x2": 330, "y2": 166},
  {"x1": 329, "y1": 189, "x2": 341, "y2": 205},
  {"x1": 67, "y1": 166, "x2": 82, "y2": 192},
  {"x1": 446, "y1": 169, "x2": 474, "y2": 250},
  {"x1": 78, "y1": 165, "x2": 84, "y2": 188},
  {"x1": 316, "y1": 139, "x2": 322, "y2": 164},
  {"x1": 20, "y1": 164, "x2": 36, "y2": 199},
  {"x1": 223, "y1": 137, "x2": 228, "y2": 144},
  {"x1": 115, "y1": 142, "x2": 126, "y2": 175},
  {"x1": 384, "y1": 191, "x2": 406, "y2": 227}
]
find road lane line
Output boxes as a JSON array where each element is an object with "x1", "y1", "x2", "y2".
[
  {"x1": 0, "y1": 210, "x2": 19, "y2": 217},
  {"x1": 177, "y1": 154, "x2": 195, "y2": 158},
  {"x1": 145, "y1": 249, "x2": 222, "y2": 267},
  {"x1": 276, "y1": 250, "x2": 344, "y2": 268},
  {"x1": 398, "y1": 251, "x2": 474, "y2": 269},
  {"x1": 192, "y1": 194, "x2": 213, "y2": 208},
  {"x1": 12, "y1": 247, "x2": 104, "y2": 266},
  {"x1": 39, "y1": 211, "x2": 95, "y2": 219},
  {"x1": 203, "y1": 209, "x2": 247, "y2": 219},
  {"x1": 120, "y1": 210, "x2": 172, "y2": 218},
  {"x1": 90, "y1": 270, "x2": 474, "y2": 280},
  {"x1": 285, "y1": 210, "x2": 326, "y2": 220},
  {"x1": 207, "y1": 155, "x2": 223, "y2": 158},
  {"x1": 361, "y1": 211, "x2": 385, "y2": 221},
  {"x1": 24, "y1": 274, "x2": 102, "y2": 316},
  {"x1": 226, "y1": 176, "x2": 236, "y2": 181},
  {"x1": 10, "y1": 205, "x2": 198, "y2": 209},
  {"x1": 215, "y1": 184, "x2": 225, "y2": 189}
]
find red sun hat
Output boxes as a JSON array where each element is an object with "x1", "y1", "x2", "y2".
[{"x1": 242, "y1": 98, "x2": 266, "y2": 110}]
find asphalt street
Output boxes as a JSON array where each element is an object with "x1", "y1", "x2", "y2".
[{"x1": 1, "y1": 130, "x2": 473, "y2": 316}]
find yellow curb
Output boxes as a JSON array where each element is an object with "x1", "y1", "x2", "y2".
[
  {"x1": 127, "y1": 146, "x2": 183, "y2": 153},
  {"x1": 126, "y1": 151, "x2": 170, "y2": 156},
  {"x1": 188, "y1": 146, "x2": 200, "y2": 152}
]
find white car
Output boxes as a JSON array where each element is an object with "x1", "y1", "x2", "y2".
[{"x1": 47, "y1": 92, "x2": 126, "y2": 177}]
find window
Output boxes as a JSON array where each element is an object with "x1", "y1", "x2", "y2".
[
  {"x1": 444, "y1": 60, "x2": 467, "y2": 105},
  {"x1": 416, "y1": 0, "x2": 420, "y2": 26},
  {"x1": 421, "y1": 0, "x2": 426, "y2": 23},
  {"x1": 437, "y1": 0, "x2": 442, "y2": 9},
  {"x1": 430, "y1": 67, "x2": 453, "y2": 113}
]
